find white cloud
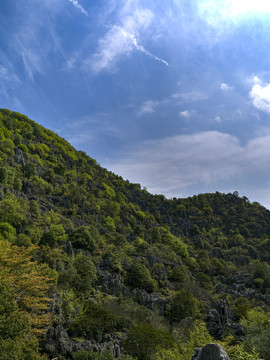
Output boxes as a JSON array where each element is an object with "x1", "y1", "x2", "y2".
[
  {"x1": 250, "y1": 77, "x2": 270, "y2": 113},
  {"x1": 105, "y1": 131, "x2": 270, "y2": 200},
  {"x1": 179, "y1": 110, "x2": 195, "y2": 118},
  {"x1": 220, "y1": 83, "x2": 232, "y2": 90},
  {"x1": 67, "y1": 0, "x2": 88, "y2": 16}
]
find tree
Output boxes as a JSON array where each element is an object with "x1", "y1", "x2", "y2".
[
  {"x1": 168, "y1": 290, "x2": 199, "y2": 323},
  {"x1": 0, "y1": 280, "x2": 46, "y2": 360},
  {"x1": 0, "y1": 240, "x2": 54, "y2": 359},
  {"x1": 155, "y1": 321, "x2": 213, "y2": 360},
  {"x1": 125, "y1": 262, "x2": 157, "y2": 292},
  {"x1": 123, "y1": 322, "x2": 175, "y2": 360},
  {"x1": 72, "y1": 253, "x2": 97, "y2": 293},
  {"x1": 240, "y1": 308, "x2": 270, "y2": 360},
  {"x1": 69, "y1": 225, "x2": 99, "y2": 252},
  {"x1": 0, "y1": 193, "x2": 28, "y2": 229},
  {"x1": 0, "y1": 241, "x2": 55, "y2": 335}
]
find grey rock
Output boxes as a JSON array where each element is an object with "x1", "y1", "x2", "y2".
[
  {"x1": 132, "y1": 288, "x2": 168, "y2": 314},
  {"x1": 14, "y1": 147, "x2": 26, "y2": 166},
  {"x1": 206, "y1": 300, "x2": 243, "y2": 338},
  {"x1": 97, "y1": 270, "x2": 130, "y2": 297},
  {"x1": 227, "y1": 273, "x2": 255, "y2": 298},
  {"x1": 192, "y1": 343, "x2": 230, "y2": 360}
]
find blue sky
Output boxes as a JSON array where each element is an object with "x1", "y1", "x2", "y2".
[{"x1": 2, "y1": 0, "x2": 270, "y2": 208}]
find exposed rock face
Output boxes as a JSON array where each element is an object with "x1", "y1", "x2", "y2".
[
  {"x1": 132, "y1": 288, "x2": 169, "y2": 314},
  {"x1": 96, "y1": 270, "x2": 130, "y2": 297},
  {"x1": 227, "y1": 273, "x2": 255, "y2": 298},
  {"x1": 192, "y1": 343, "x2": 230, "y2": 360},
  {"x1": 206, "y1": 300, "x2": 243, "y2": 338}
]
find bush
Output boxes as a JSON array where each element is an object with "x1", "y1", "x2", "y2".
[
  {"x1": 232, "y1": 297, "x2": 251, "y2": 319},
  {"x1": 125, "y1": 262, "x2": 157, "y2": 292}
]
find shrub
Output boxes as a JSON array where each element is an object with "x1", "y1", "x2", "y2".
[{"x1": 125, "y1": 262, "x2": 157, "y2": 293}]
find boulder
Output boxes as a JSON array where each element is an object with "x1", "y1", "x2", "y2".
[{"x1": 192, "y1": 343, "x2": 230, "y2": 360}]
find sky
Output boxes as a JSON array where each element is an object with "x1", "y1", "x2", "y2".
[{"x1": 1, "y1": 0, "x2": 270, "y2": 208}]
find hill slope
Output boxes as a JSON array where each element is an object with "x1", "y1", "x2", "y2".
[{"x1": 0, "y1": 108, "x2": 270, "y2": 360}]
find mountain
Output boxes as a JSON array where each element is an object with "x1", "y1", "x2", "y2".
[{"x1": 0, "y1": 108, "x2": 270, "y2": 360}]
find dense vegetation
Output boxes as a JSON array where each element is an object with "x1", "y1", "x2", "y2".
[{"x1": 1, "y1": 108, "x2": 270, "y2": 359}]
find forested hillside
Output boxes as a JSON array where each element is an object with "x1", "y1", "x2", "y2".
[{"x1": 1, "y1": 108, "x2": 270, "y2": 360}]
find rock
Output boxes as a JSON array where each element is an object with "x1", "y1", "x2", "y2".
[
  {"x1": 132, "y1": 288, "x2": 168, "y2": 314},
  {"x1": 226, "y1": 273, "x2": 255, "y2": 298},
  {"x1": 206, "y1": 300, "x2": 243, "y2": 339},
  {"x1": 14, "y1": 147, "x2": 26, "y2": 166},
  {"x1": 192, "y1": 343, "x2": 230, "y2": 360},
  {"x1": 97, "y1": 270, "x2": 130, "y2": 297}
]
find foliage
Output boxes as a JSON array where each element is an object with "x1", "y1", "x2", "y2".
[
  {"x1": 70, "y1": 301, "x2": 118, "y2": 337},
  {"x1": 168, "y1": 290, "x2": 200, "y2": 322},
  {"x1": 240, "y1": 308, "x2": 270, "y2": 360},
  {"x1": 125, "y1": 261, "x2": 157, "y2": 292},
  {"x1": 123, "y1": 322, "x2": 175, "y2": 360},
  {"x1": 155, "y1": 321, "x2": 213, "y2": 360},
  {"x1": 0, "y1": 241, "x2": 54, "y2": 359}
]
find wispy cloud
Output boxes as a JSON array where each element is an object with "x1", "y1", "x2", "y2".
[
  {"x1": 138, "y1": 100, "x2": 160, "y2": 115},
  {"x1": 220, "y1": 83, "x2": 232, "y2": 91},
  {"x1": 0, "y1": 64, "x2": 20, "y2": 83},
  {"x1": 250, "y1": 76, "x2": 270, "y2": 113},
  {"x1": 67, "y1": 0, "x2": 88, "y2": 16},
  {"x1": 172, "y1": 91, "x2": 207, "y2": 102},
  {"x1": 89, "y1": 6, "x2": 168, "y2": 73}
]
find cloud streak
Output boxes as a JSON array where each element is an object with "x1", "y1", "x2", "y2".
[
  {"x1": 89, "y1": 5, "x2": 168, "y2": 73},
  {"x1": 118, "y1": 27, "x2": 169, "y2": 66},
  {"x1": 67, "y1": 0, "x2": 88, "y2": 16}
]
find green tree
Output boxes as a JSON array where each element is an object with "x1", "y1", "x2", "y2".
[
  {"x1": 41, "y1": 224, "x2": 67, "y2": 247},
  {"x1": 155, "y1": 321, "x2": 213, "y2": 360},
  {"x1": 125, "y1": 262, "x2": 157, "y2": 292},
  {"x1": 0, "y1": 193, "x2": 28, "y2": 229},
  {"x1": 168, "y1": 290, "x2": 199, "y2": 323},
  {"x1": 72, "y1": 254, "x2": 97, "y2": 293},
  {"x1": 69, "y1": 225, "x2": 99, "y2": 252},
  {"x1": 241, "y1": 308, "x2": 270, "y2": 360},
  {"x1": 123, "y1": 322, "x2": 175, "y2": 360}
]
